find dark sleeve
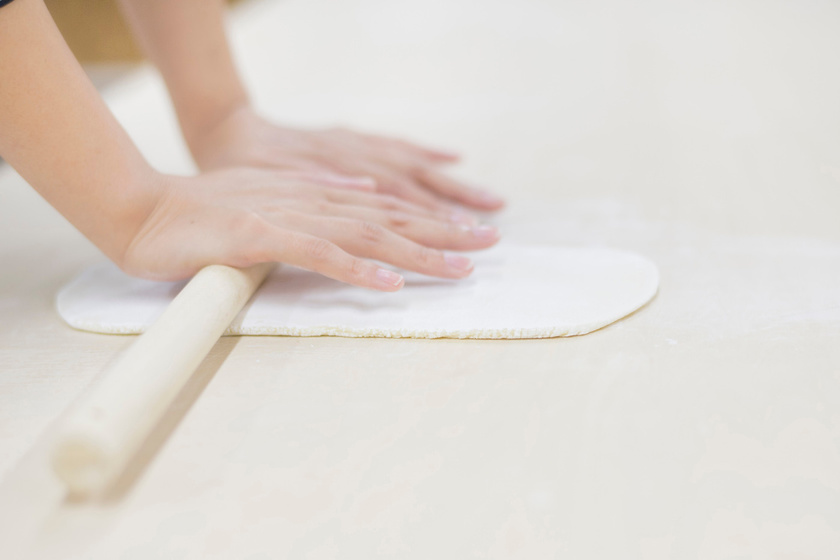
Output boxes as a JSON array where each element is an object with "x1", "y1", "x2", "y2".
[{"x1": 0, "y1": 0, "x2": 17, "y2": 7}]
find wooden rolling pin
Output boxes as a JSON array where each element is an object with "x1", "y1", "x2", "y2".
[{"x1": 51, "y1": 263, "x2": 274, "y2": 497}]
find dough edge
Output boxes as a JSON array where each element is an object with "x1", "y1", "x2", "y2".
[{"x1": 56, "y1": 247, "x2": 660, "y2": 340}]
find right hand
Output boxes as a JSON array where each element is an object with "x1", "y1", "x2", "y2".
[{"x1": 121, "y1": 168, "x2": 501, "y2": 291}]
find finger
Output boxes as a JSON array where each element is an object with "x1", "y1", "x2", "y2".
[
  {"x1": 252, "y1": 169, "x2": 377, "y2": 193},
  {"x1": 241, "y1": 153, "x2": 379, "y2": 193},
  {"x1": 381, "y1": 176, "x2": 456, "y2": 212},
  {"x1": 321, "y1": 150, "x2": 489, "y2": 214},
  {"x1": 350, "y1": 164, "x2": 468, "y2": 215},
  {"x1": 396, "y1": 140, "x2": 460, "y2": 162},
  {"x1": 414, "y1": 167, "x2": 506, "y2": 211},
  {"x1": 253, "y1": 228, "x2": 405, "y2": 291},
  {"x1": 339, "y1": 139, "x2": 454, "y2": 178},
  {"x1": 361, "y1": 133, "x2": 461, "y2": 163},
  {"x1": 306, "y1": 172, "x2": 377, "y2": 192},
  {"x1": 307, "y1": 145, "x2": 485, "y2": 217},
  {"x1": 284, "y1": 215, "x2": 477, "y2": 279},
  {"x1": 324, "y1": 127, "x2": 460, "y2": 164},
  {"x1": 240, "y1": 150, "x2": 329, "y2": 174},
  {"x1": 309, "y1": 153, "x2": 460, "y2": 211},
  {"x1": 295, "y1": 202, "x2": 500, "y2": 251},
  {"x1": 314, "y1": 184, "x2": 462, "y2": 224}
]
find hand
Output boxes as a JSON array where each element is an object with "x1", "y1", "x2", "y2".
[
  {"x1": 122, "y1": 168, "x2": 501, "y2": 290},
  {"x1": 185, "y1": 106, "x2": 506, "y2": 215}
]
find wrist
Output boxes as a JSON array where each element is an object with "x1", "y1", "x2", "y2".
[
  {"x1": 176, "y1": 90, "x2": 251, "y2": 157},
  {"x1": 179, "y1": 101, "x2": 258, "y2": 171},
  {"x1": 93, "y1": 165, "x2": 168, "y2": 270}
]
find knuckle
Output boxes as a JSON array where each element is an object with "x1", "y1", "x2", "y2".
[
  {"x1": 357, "y1": 220, "x2": 385, "y2": 243},
  {"x1": 414, "y1": 246, "x2": 441, "y2": 268},
  {"x1": 377, "y1": 178, "x2": 402, "y2": 194},
  {"x1": 261, "y1": 202, "x2": 287, "y2": 215},
  {"x1": 311, "y1": 200, "x2": 331, "y2": 214},
  {"x1": 321, "y1": 187, "x2": 344, "y2": 203},
  {"x1": 378, "y1": 194, "x2": 402, "y2": 210},
  {"x1": 386, "y1": 211, "x2": 410, "y2": 229},
  {"x1": 348, "y1": 258, "x2": 368, "y2": 279},
  {"x1": 301, "y1": 237, "x2": 336, "y2": 262},
  {"x1": 305, "y1": 184, "x2": 327, "y2": 198},
  {"x1": 407, "y1": 163, "x2": 428, "y2": 176}
]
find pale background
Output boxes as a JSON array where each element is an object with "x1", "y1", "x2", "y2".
[{"x1": 1, "y1": 0, "x2": 839, "y2": 558}]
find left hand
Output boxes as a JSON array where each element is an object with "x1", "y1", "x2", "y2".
[{"x1": 186, "y1": 105, "x2": 506, "y2": 215}]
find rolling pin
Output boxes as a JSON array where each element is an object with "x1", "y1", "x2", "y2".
[{"x1": 51, "y1": 263, "x2": 275, "y2": 497}]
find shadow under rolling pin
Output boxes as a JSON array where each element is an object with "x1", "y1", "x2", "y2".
[{"x1": 51, "y1": 263, "x2": 275, "y2": 498}]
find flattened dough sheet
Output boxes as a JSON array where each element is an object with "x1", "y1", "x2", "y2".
[{"x1": 56, "y1": 244, "x2": 659, "y2": 339}]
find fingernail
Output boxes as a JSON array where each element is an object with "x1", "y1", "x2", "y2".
[
  {"x1": 376, "y1": 268, "x2": 404, "y2": 287},
  {"x1": 475, "y1": 190, "x2": 505, "y2": 206},
  {"x1": 444, "y1": 253, "x2": 474, "y2": 272},
  {"x1": 471, "y1": 225, "x2": 500, "y2": 241},
  {"x1": 449, "y1": 210, "x2": 479, "y2": 226}
]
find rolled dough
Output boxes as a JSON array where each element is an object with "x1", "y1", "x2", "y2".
[{"x1": 56, "y1": 244, "x2": 659, "y2": 339}]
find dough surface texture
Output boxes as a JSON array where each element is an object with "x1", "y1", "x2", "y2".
[{"x1": 56, "y1": 244, "x2": 659, "y2": 339}]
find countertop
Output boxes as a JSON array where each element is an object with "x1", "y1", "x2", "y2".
[{"x1": 1, "y1": 0, "x2": 839, "y2": 557}]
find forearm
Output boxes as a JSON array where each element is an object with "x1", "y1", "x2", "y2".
[
  {"x1": 117, "y1": 0, "x2": 249, "y2": 151},
  {"x1": 0, "y1": 0, "x2": 159, "y2": 264},
  {"x1": 115, "y1": 0, "x2": 505, "y2": 213}
]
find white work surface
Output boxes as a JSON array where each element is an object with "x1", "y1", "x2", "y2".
[{"x1": 2, "y1": 0, "x2": 840, "y2": 557}]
